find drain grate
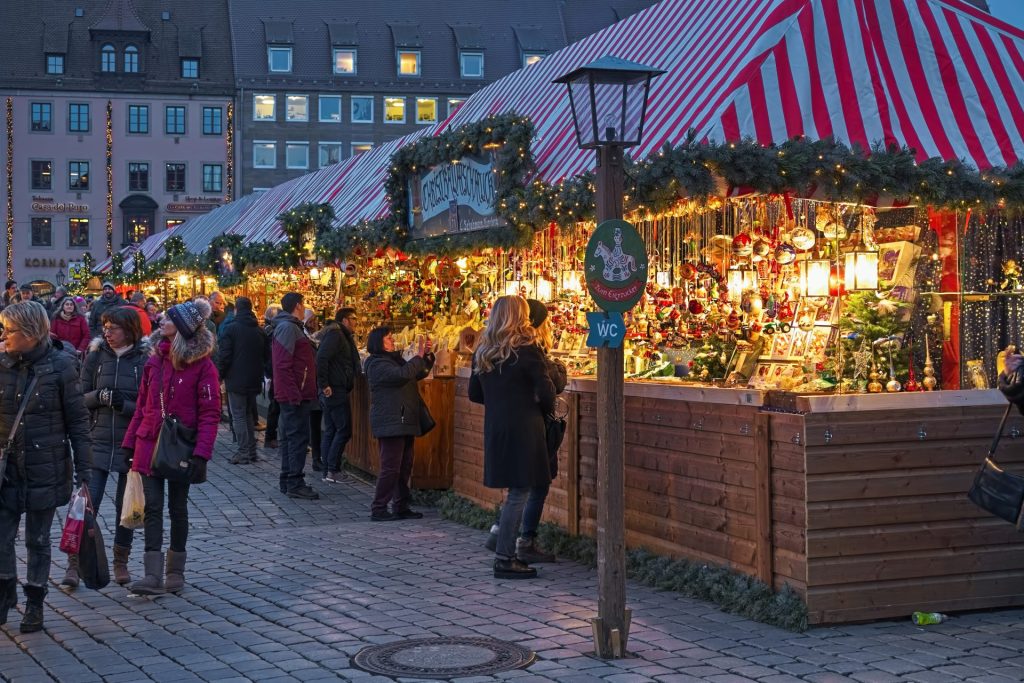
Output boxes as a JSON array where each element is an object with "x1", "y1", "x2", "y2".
[{"x1": 351, "y1": 636, "x2": 536, "y2": 679}]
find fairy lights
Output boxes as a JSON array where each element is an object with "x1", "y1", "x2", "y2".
[
  {"x1": 105, "y1": 100, "x2": 113, "y2": 256},
  {"x1": 5, "y1": 97, "x2": 12, "y2": 280},
  {"x1": 225, "y1": 101, "x2": 234, "y2": 203}
]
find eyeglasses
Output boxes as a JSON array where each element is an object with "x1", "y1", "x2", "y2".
[
  {"x1": 102, "y1": 325, "x2": 122, "y2": 333},
  {"x1": 2, "y1": 327, "x2": 21, "y2": 336}
]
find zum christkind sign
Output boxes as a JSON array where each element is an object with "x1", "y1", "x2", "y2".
[{"x1": 584, "y1": 219, "x2": 648, "y2": 349}]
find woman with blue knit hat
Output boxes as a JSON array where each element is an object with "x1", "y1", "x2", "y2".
[{"x1": 122, "y1": 299, "x2": 220, "y2": 595}]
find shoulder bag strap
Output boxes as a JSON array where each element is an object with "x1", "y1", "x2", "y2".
[
  {"x1": 157, "y1": 360, "x2": 167, "y2": 419},
  {"x1": 5, "y1": 373, "x2": 39, "y2": 448},
  {"x1": 987, "y1": 402, "x2": 1015, "y2": 462}
]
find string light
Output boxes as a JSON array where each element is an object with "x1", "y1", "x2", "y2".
[
  {"x1": 5, "y1": 97, "x2": 12, "y2": 279},
  {"x1": 105, "y1": 100, "x2": 113, "y2": 256},
  {"x1": 225, "y1": 101, "x2": 234, "y2": 203}
]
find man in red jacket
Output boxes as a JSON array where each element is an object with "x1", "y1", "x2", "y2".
[{"x1": 270, "y1": 292, "x2": 318, "y2": 500}]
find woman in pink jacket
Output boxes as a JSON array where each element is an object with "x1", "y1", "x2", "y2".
[
  {"x1": 122, "y1": 300, "x2": 219, "y2": 595},
  {"x1": 50, "y1": 296, "x2": 90, "y2": 354}
]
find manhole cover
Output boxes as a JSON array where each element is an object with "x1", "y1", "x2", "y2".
[{"x1": 352, "y1": 636, "x2": 536, "y2": 679}]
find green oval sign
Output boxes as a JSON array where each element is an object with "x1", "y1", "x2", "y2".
[{"x1": 584, "y1": 219, "x2": 648, "y2": 312}]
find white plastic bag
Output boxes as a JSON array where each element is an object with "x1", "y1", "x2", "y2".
[{"x1": 119, "y1": 470, "x2": 145, "y2": 529}]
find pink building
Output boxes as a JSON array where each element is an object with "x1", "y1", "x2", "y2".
[{"x1": 0, "y1": 0, "x2": 234, "y2": 288}]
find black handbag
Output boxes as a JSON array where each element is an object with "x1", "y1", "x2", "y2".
[
  {"x1": 967, "y1": 402, "x2": 1024, "y2": 530},
  {"x1": 544, "y1": 414, "x2": 567, "y2": 479},
  {"x1": 77, "y1": 488, "x2": 110, "y2": 590},
  {"x1": 419, "y1": 402, "x2": 436, "y2": 435},
  {"x1": 150, "y1": 367, "x2": 197, "y2": 483}
]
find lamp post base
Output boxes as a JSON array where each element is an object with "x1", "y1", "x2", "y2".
[{"x1": 591, "y1": 609, "x2": 632, "y2": 658}]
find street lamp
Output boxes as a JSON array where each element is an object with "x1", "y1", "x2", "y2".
[
  {"x1": 554, "y1": 56, "x2": 664, "y2": 660},
  {"x1": 55, "y1": 269, "x2": 66, "y2": 288}
]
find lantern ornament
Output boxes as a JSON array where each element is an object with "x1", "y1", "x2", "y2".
[
  {"x1": 726, "y1": 266, "x2": 758, "y2": 304},
  {"x1": 798, "y1": 258, "x2": 831, "y2": 297},
  {"x1": 553, "y1": 55, "x2": 666, "y2": 149},
  {"x1": 844, "y1": 248, "x2": 879, "y2": 291}
]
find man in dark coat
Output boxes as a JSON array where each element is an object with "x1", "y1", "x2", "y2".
[
  {"x1": 88, "y1": 281, "x2": 125, "y2": 338},
  {"x1": 0, "y1": 301, "x2": 92, "y2": 632},
  {"x1": 217, "y1": 297, "x2": 268, "y2": 465},
  {"x1": 316, "y1": 307, "x2": 361, "y2": 482},
  {"x1": 271, "y1": 293, "x2": 318, "y2": 499}
]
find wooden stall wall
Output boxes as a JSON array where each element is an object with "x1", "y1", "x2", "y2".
[
  {"x1": 800, "y1": 405, "x2": 1024, "y2": 624},
  {"x1": 767, "y1": 413, "x2": 809, "y2": 595}
]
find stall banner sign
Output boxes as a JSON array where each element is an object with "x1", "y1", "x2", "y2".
[
  {"x1": 407, "y1": 154, "x2": 508, "y2": 240},
  {"x1": 586, "y1": 311, "x2": 626, "y2": 348},
  {"x1": 584, "y1": 219, "x2": 648, "y2": 312}
]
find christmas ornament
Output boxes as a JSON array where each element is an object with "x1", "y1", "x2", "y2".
[
  {"x1": 791, "y1": 227, "x2": 816, "y2": 251},
  {"x1": 732, "y1": 232, "x2": 753, "y2": 257},
  {"x1": 922, "y1": 333, "x2": 937, "y2": 390},
  {"x1": 867, "y1": 360, "x2": 883, "y2": 393},
  {"x1": 774, "y1": 242, "x2": 797, "y2": 264},
  {"x1": 852, "y1": 339, "x2": 872, "y2": 380},
  {"x1": 752, "y1": 237, "x2": 771, "y2": 258}
]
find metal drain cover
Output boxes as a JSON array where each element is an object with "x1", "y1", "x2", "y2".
[{"x1": 352, "y1": 636, "x2": 536, "y2": 679}]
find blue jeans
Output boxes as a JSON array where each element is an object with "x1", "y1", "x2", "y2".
[
  {"x1": 87, "y1": 467, "x2": 134, "y2": 548},
  {"x1": 0, "y1": 507, "x2": 56, "y2": 586},
  {"x1": 278, "y1": 401, "x2": 312, "y2": 492},
  {"x1": 321, "y1": 394, "x2": 352, "y2": 473},
  {"x1": 496, "y1": 487, "x2": 533, "y2": 559},
  {"x1": 142, "y1": 474, "x2": 190, "y2": 553},
  {"x1": 520, "y1": 483, "x2": 550, "y2": 539},
  {"x1": 228, "y1": 392, "x2": 258, "y2": 461}
]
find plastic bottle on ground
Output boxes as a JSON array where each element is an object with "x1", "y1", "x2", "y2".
[{"x1": 912, "y1": 611, "x2": 947, "y2": 625}]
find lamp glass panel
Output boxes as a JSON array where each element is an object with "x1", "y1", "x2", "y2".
[
  {"x1": 844, "y1": 251, "x2": 878, "y2": 291},
  {"x1": 800, "y1": 259, "x2": 831, "y2": 297}
]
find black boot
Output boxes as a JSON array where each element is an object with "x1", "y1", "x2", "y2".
[
  {"x1": 20, "y1": 584, "x2": 46, "y2": 633},
  {"x1": 516, "y1": 536, "x2": 556, "y2": 563},
  {"x1": 493, "y1": 557, "x2": 537, "y2": 579},
  {"x1": 0, "y1": 578, "x2": 16, "y2": 625}
]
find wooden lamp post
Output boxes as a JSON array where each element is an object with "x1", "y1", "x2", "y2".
[{"x1": 553, "y1": 55, "x2": 664, "y2": 659}]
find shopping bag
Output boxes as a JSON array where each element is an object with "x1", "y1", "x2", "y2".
[
  {"x1": 78, "y1": 505, "x2": 110, "y2": 590},
  {"x1": 968, "y1": 403, "x2": 1024, "y2": 530},
  {"x1": 119, "y1": 470, "x2": 145, "y2": 529},
  {"x1": 59, "y1": 487, "x2": 87, "y2": 554}
]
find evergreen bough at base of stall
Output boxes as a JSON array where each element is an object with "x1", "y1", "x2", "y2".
[{"x1": 410, "y1": 489, "x2": 809, "y2": 632}]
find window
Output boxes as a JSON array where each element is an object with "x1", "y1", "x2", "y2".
[
  {"x1": 416, "y1": 97, "x2": 438, "y2": 124},
  {"x1": 69, "y1": 218, "x2": 89, "y2": 248},
  {"x1": 124, "y1": 45, "x2": 139, "y2": 73},
  {"x1": 30, "y1": 161, "x2": 52, "y2": 190},
  {"x1": 101, "y1": 43, "x2": 116, "y2": 72},
  {"x1": 384, "y1": 97, "x2": 405, "y2": 123},
  {"x1": 165, "y1": 218, "x2": 185, "y2": 231},
  {"x1": 181, "y1": 58, "x2": 199, "y2": 79},
  {"x1": 351, "y1": 142, "x2": 373, "y2": 156},
  {"x1": 253, "y1": 141, "x2": 276, "y2": 168},
  {"x1": 460, "y1": 52, "x2": 484, "y2": 78},
  {"x1": 351, "y1": 96, "x2": 373, "y2": 123},
  {"x1": 202, "y1": 164, "x2": 223, "y2": 193},
  {"x1": 319, "y1": 142, "x2": 342, "y2": 168},
  {"x1": 165, "y1": 106, "x2": 186, "y2": 135},
  {"x1": 333, "y1": 49, "x2": 356, "y2": 74},
  {"x1": 268, "y1": 46, "x2": 292, "y2": 72},
  {"x1": 69, "y1": 103, "x2": 89, "y2": 133},
  {"x1": 397, "y1": 50, "x2": 420, "y2": 76},
  {"x1": 202, "y1": 107, "x2": 222, "y2": 135},
  {"x1": 523, "y1": 52, "x2": 545, "y2": 68},
  {"x1": 125, "y1": 216, "x2": 151, "y2": 243},
  {"x1": 30, "y1": 103, "x2": 52, "y2": 132},
  {"x1": 31, "y1": 217, "x2": 52, "y2": 247},
  {"x1": 285, "y1": 142, "x2": 309, "y2": 169},
  {"x1": 46, "y1": 54, "x2": 64, "y2": 74},
  {"x1": 69, "y1": 161, "x2": 89, "y2": 190},
  {"x1": 285, "y1": 95, "x2": 308, "y2": 122},
  {"x1": 127, "y1": 105, "x2": 149, "y2": 134},
  {"x1": 165, "y1": 163, "x2": 186, "y2": 192},
  {"x1": 319, "y1": 95, "x2": 341, "y2": 123},
  {"x1": 128, "y1": 162, "x2": 149, "y2": 191},
  {"x1": 448, "y1": 98, "x2": 466, "y2": 116},
  {"x1": 253, "y1": 94, "x2": 275, "y2": 121}
]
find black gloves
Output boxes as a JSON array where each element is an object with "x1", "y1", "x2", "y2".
[
  {"x1": 110, "y1": 390, "x2": 125, "y2": 412},
  {"x1": 189, "y1": 456, "x2": 208, "y2": 484},
  {"x1": 423, "y1": 352, "x2": 436, "y2": 370},
  {"x1": 122, "y1": 446, "x2": 134, "y2": 466}
]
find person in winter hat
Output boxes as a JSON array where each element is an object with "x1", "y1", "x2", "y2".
[
  {"x1": 0, "y1": 301, "x2": 92, "y2": 632},
  {"x1": 88, "y1": 282, "x2": 125, "y2": 338},
  {"x1": 216, "y1": 297, "x2": 267, "y2": 465},
  {"x1": 122, "y1": 299, "x2": 219, "y2": 595},
  {"x1": 50, "y1": 295, "x2": 90, "y2": 355}
]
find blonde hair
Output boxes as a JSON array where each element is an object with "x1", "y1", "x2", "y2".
[
  {"x1": 534, "y1": 317, "x2": 553, "y2": 352},
  {"x1": 473, "y1": 296, "x2": 535, "y2": 374},
  {"x1": 1, "y1": 300, "x2": 49, "y2": 344}
]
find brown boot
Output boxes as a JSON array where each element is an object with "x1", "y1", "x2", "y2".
[
  {"x1": 59, "y1": 554, "x2": 80, "y2": 589},
  {"x1": 112, "y1": 545, "x2": 132, "y2": 586},
  {"x1": 164, "y1": 550, "x2": 186, "y2": 594}
]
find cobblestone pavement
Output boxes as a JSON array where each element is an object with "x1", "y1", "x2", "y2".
[{"x1": 2, "y1": 426, "x2": 1023, "y2": 682}]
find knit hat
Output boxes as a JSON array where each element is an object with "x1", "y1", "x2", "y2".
[
  {"x1": 101, "y1": 281, "x2": 115, "y2": 291},
  {"x1": 526, "y1": 298, "x2": 548, "y2": 328},
  {"x1": 166, "y1": 301, "x2": 205, "y2": 339}
]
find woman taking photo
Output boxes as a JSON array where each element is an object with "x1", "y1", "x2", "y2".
[
  {"x1": 61, "y1": 307, "x2": 149, "y2": 589},
  {"x1": 0, "y1": 301, "x2": 92, "y2": 632},
  {"x1": 50, "y1": 295, "x2": 90, "y2": 356},
  {"x1": 469, "y1": 296, "x2": 556, "y2": 579},
  {"x1": 364, "y1": 326, "x2": 433, "y2": 521},
  {"x1": 122, "y1": 300, "x2": 219, "y2": 595}
]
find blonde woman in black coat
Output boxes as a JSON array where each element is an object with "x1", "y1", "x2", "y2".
[{"x1": 469, "y1": 296, "x2": 556, "y2": 579}]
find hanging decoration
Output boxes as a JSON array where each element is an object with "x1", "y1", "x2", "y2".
[
  {"x1": 105, "y1": 100, "x2": 114, "y2": 257},
  {"x1": 224, "y1": 101, "x2": 234, "y2": 204},
  {"x1": 5, "y1": 96, "x2": 13, "y2": 280}
]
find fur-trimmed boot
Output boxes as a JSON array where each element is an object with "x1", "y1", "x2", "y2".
[
  {"x1": 129, "y1": 551, "x2": 165, "y2": 596},
  {"x1": 164, "y1": 550, "x2": 186, "y2": 594},
  {"x1": 112, "y1": 545, "x2": 132, "y2": 586},
  {"x1": 59, "y1": 554, "x2": 80, "y2": 589},
  {"x1": 20, "y1": 584, "x2": 46, "y2": 633},
  {"x1": 0, "y1": 577, "x2": 17, "y2": 625}
]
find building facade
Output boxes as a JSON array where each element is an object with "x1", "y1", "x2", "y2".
[
  {"x1": 229, "y1": 0, "x2": 657, "y2": 194},
  {"x1": 0, "y1": 0, "x2": 233, "y2": 286}
]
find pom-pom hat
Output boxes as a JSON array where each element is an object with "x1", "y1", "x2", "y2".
[{"x1": 166, "y1": 301, "x2": 205, "y2": 339}]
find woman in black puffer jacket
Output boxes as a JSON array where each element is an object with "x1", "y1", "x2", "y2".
[
  {"x1": 363, "y1": 326, "x2": 433, "y2": 521},
  {"x1": 60, "y1": 307, "x2": 148, "y2": 589}
]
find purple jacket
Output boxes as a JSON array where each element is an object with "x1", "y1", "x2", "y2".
[{"x1": 123, "y1": 336, "x2": 220, "y2": 475}]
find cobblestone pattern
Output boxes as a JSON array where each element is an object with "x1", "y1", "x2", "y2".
[{"x1": 2, "y1": 427, "x2": 1023, "y2": 682}]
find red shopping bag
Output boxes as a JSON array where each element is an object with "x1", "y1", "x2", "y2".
[{"x1": 59, "y1": 487, "x2": 87, "y2": 554}]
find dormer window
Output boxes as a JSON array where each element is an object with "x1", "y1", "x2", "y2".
[
  {"x1": 101, "y1": 44, "x2": 116, "y2": 72},
  {"x1": 46, "y1": 54, "x2": 65, "y2": 75},
  {"x1": 124, "y1": 45, "x2": 139, "y2": 73},
  {"x1": 268, "y1": 46, "x2": 292, "y2": 73}
]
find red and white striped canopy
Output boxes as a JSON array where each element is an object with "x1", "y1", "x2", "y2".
[{"x1": 126, "y1": 0, "x2": 1024, "y2": 252}]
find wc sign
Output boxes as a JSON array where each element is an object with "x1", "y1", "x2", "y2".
[{"x1": 586, "y1": 311, "x2": 626, "y2": 349}]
